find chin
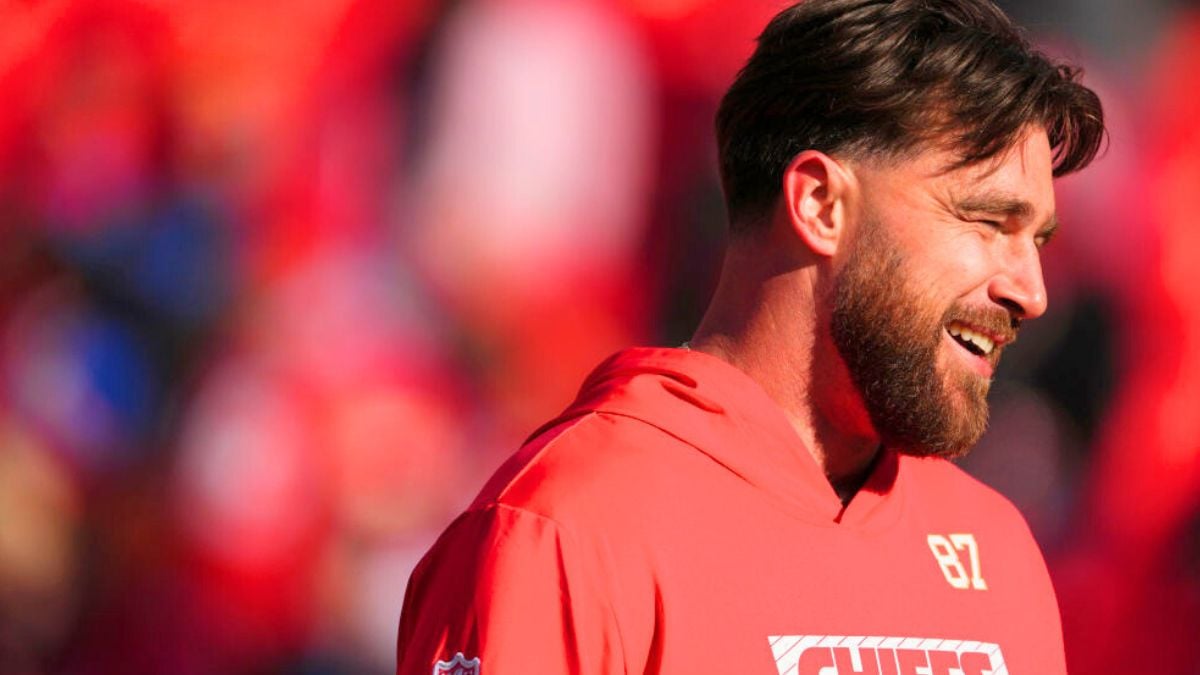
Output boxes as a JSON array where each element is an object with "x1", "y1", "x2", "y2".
[
  {"x1": 882, "y1": 379, "x2": 990, "y2": 460},
  {"x1": 886, "y1": 434, "x2": 977, "y2": 460}
]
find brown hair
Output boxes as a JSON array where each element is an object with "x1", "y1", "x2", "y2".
[{"x1": 716, "y1": 0, "x2": 1106, "y2": 229}]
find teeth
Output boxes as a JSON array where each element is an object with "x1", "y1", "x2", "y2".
[{"x1": 947, "y1": 323, "x2": 995, "y2": 355}]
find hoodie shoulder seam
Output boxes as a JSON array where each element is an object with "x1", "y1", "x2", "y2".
[
  {"x1": 449, "y1": 501, "x2": 633, "y2": 674},
  {"x1": 489, "y1": 410, "x2": 612, "y2": 507}
]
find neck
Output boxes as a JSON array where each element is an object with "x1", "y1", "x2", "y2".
[{"x1": 689, "y1": 239, "x2": 880, "y2": 505}]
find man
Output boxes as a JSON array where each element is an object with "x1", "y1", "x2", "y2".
[{"x1": 397, "y1": 1, "x2": 1105, "y2": 673}]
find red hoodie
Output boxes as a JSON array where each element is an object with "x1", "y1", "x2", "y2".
[{"x1": 397, "y1": 347, "x2": 1066, "y2": 675}]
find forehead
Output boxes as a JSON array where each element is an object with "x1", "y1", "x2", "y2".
[
  {"x1": 854, "y1": 127, "x2": 1056, "y2": 217},
  {"x1": 938, "y1": 128, "x2": 1055, "y2": 205}
]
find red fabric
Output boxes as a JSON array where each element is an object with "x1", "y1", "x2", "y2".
[{"x1": 397, "y1": 348, "x2": 1066, "y2": 674}]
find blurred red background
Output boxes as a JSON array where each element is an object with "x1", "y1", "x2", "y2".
[{"x1": 0, "y1": 0, "x2": 1196, "y2": 673}]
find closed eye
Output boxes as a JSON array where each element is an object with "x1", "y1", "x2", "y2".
[
  {"x1": 963, "y1": 216, "x2": 1004, "y2": 231},
  {"x1": 1035, "y1": 221, "x2": 1060, "y2": 248}
]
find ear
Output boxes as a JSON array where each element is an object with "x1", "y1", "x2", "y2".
[{"x1": 781, "y1": 150, "x2": 855, "y2": 258}]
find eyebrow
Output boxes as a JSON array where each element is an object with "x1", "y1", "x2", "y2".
[
  {"x1": 955, "y1": 193, "x2": 1059, "y2": 241},
  {"x1": 955, "y1": 194, "x2": 1034, "y2": 218}
]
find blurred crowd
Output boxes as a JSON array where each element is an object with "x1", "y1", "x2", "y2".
[{"x1": 0, "y1": 0, "x2": 1197, "y2": 673}]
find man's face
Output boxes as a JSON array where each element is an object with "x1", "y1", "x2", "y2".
[{"x1": 830, "y1": 127, "x2": 1057, "y2": 458}]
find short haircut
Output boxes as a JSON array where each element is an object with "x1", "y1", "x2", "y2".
[{"x1": 716, "y1": 0, "x2": 1106, "y2": 230}]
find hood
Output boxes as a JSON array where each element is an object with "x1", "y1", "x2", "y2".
[{"x1": 530, "y1": 347, "x2": 902, "y2": 526}]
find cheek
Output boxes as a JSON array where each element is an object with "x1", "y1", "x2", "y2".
[{"x1": 916, "y1": 236, "x2": 995, "y2": 299}]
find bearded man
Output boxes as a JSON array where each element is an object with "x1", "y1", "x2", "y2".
[{"x1": 397, "y1": 1, "x2": 1105, "y2": 674}]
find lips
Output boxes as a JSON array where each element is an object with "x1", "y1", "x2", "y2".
[{"x1": 942, "y1": 316, "x2": 1017, "y2": 372}]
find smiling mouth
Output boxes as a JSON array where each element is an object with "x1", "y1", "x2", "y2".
[{"x1": 946, "y1": 321, "x2": 995, "y2": 357}]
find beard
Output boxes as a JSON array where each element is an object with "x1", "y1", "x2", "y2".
[{"x1": 829, "y1": 221, "x2": 1012, "y2": 459}]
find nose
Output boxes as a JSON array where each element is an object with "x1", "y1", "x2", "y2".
[{"x1": 988, "y1": 239, "x2": 1048, "y2": 320}]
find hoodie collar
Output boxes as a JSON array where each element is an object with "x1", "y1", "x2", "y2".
[{"x1": 537, "y1": 347, "x2": 904, "y2": 527}]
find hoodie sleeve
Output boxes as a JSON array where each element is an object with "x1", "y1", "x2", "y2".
[{"x1": 397, "y1": 503, "x2": 627, "y2": 675}]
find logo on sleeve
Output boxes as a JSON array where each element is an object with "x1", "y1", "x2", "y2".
[
  {"x1": 434, "y1": 652, "x2": 480, "y2": 675},
  {"x1": 768, "y1": 635, "x2": 1007, "y2": 675}
]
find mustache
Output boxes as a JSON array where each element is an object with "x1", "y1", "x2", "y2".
[{"x1": 943, "y1": 304, "x2": 1021, "y2": 345}]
